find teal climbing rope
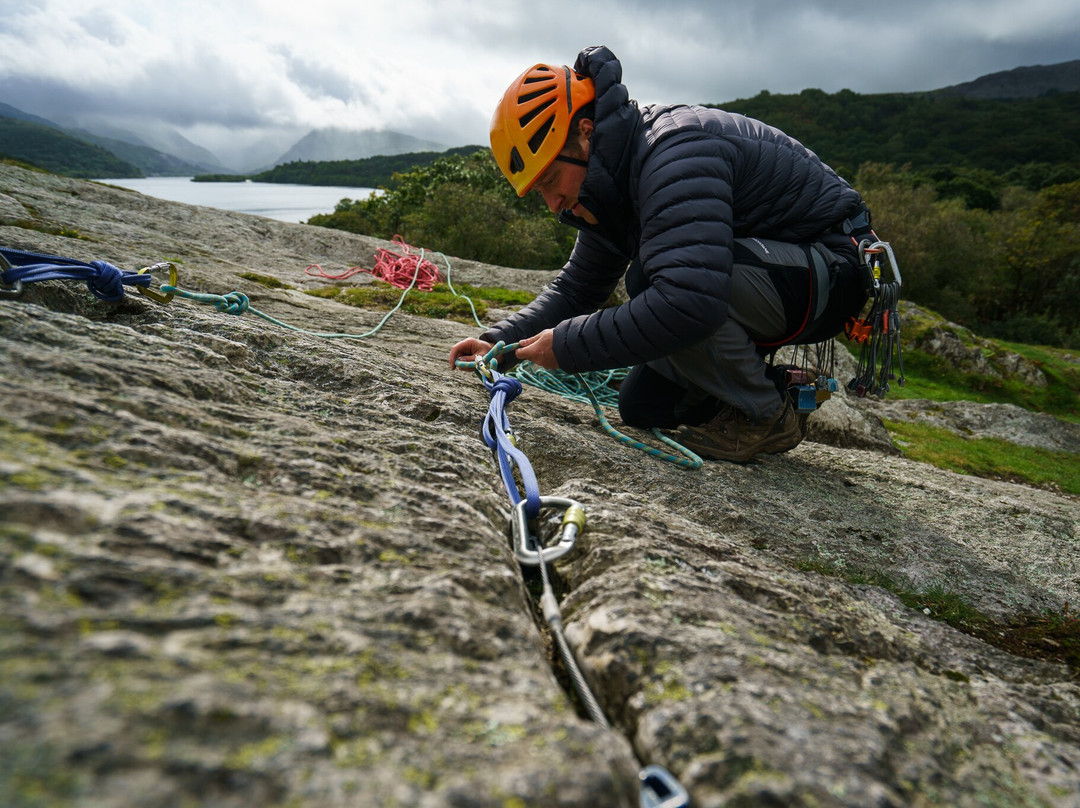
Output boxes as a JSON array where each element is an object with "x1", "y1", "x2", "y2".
[
  {"x1": 160, "y1": 244, "x2": 434, "y2": 340},
  {"x1": 510, "y1": 363, "x2": 627, "y2": 407},
  {"x1": 460, "y1": 344, "x2": 702, "y2": 471}
]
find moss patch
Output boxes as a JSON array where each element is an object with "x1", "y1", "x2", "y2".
[
  {"x1": 305, "y1": 281, "x2": 534, "y2": 325},
  {"x1": 240, "y1": 272, "x2": 295, "y2": 290},
  {"x1": 885, "y1": 419, "x2": 1080, "y2": 495},
  {"x1": 0, "y1": 217, "x2": 91, "y2": 241}
]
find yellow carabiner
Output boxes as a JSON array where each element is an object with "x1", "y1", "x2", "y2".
[{"x1": 136, "y1": 262, "x2": 178, "y2": 304}]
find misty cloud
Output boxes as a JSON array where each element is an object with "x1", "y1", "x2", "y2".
[{"x1": 0, "y1": 0, "x2": 1076, "y2": 157}]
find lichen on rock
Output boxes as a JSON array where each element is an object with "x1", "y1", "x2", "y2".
[{"x1": 1, "y1": 164, "x2": 1078, "y2": 807}]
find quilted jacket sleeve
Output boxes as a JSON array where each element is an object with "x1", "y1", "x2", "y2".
[
  {"x1": 551, "y1": 129, "x2": 738, "y2": 372},
  {"x1": 479, "y1": 229, "x2": 629, "y2": 348}
]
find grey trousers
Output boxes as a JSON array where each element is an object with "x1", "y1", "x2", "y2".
[{"x1": 646, "y1": 237, "x2": 834, "y2": 421}]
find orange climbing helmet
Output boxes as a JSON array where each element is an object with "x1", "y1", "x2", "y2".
[{"x1": 490, "y1": 63, "x2": 595, "y2": 196}]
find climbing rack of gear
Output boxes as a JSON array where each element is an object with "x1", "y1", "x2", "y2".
[
  {"x1": 785, "y1": 367, "x2": 840, "y2": 415},
  {"x1": 457, "y1": 342, "x2": 690, "y2": 807},
  {"x1": 846, "y1": 238, "x2": 905, "y2": 397}
]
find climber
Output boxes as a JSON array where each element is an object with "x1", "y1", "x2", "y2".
[{"x1": 449, "y1": 45, "x2": 876, "y2": 463}]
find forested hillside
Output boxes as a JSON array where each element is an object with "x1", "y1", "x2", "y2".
[
  {"x1": 0, "y1": 117, "x2": 142, "y2": 179},
  {"x1": 717, "y1": 89, "x2": 1080, "y2": 201},
  {"x1": 194, "y1": 146, "x2": 485, "y2": 189}
]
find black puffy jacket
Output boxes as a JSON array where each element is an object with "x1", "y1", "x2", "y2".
[{"x1": 482, "y1": 46, "x2": 866, "y2": 373}]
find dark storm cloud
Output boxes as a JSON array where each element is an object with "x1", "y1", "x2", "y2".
[{"x1": 0, "y1": 0, "x2": 1077, "y2": 151}]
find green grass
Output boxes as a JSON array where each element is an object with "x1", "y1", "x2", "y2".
[
  {"x1": 305, "y1": 281, "x2": 534, "y2": 325},
  {"x1": 844, "y1": 302, "x2": 1080, "y2": 493},
  {"x1": 892, "y1": 350, "x2": 1080, "y2": 421},
  {"x1": 885, "y1": 419, "x2": 1080, "y2": 495},
  {"x1": 883, "y1": 309, "x2": 1080, "y2": 422}
]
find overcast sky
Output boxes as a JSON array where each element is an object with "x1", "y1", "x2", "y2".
[{"x1": 2, "y1": 0, "x2": 1078, "y2": 163}]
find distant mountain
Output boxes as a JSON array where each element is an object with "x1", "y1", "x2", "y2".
[
  {"x1": 272, "y1": 127, "x2": 445, "y2": 166},
  {"x1": 0, "y1": 102, "x2": 62, "y2": 130},
  {"x1": 0, "y1": 115, "x2": 142, "y2": 178},
  {"x1": 933, "y1": 59, "x2": 1080, "y2": 99},
  {"x1": 75, "y1": 121, "x2": 230, "y2": 174},
  {"x1": 72, "y1": 129, "x2": 219, "y2": 177}
]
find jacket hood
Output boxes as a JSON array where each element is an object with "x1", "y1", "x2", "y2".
[{"x1": 562, "y1": 46, "x2": 640, "y2": 256}]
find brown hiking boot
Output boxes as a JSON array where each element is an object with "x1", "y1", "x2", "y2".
[{"x1": 676, "y1": 401, "x2": 804, "y2": 463}]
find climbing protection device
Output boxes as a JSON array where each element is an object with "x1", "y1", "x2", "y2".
[
  {"x1": 458, "y1": 341, "x2": 689, "y2": 805},
  {"x1": 846, "y1": 239, "x2": 905, "y2": 397}
]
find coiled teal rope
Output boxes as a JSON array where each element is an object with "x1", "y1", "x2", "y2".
[{"x1": 546, "y1": 366, "x2": 702, "y2": 471}]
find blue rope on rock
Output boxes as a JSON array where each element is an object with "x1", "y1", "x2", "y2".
[{"x1": 0, "y1": 247, "x2": 151, "y2": 302}]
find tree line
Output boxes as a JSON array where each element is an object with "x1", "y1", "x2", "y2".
[
  {"x1": 307, "y1": 88, "x2": 1080, "y2": 348},
  {"x1": 193, "y1": 146, "x2": 485, "y2": 187}
]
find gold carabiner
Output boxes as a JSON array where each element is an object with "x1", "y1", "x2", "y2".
[{"x1": 136, "y1": 262, "x2": 178, "y2": 304}]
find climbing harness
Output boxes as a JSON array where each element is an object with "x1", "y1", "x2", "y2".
[
  {"x1": 457, "y1": 340, "x2": 690, "y2": 806},
  {"x1": 304, "y1": 234, "x2": 442, "y2": 291},
  {"x1": 846, "y1": 239, "x2": 905, "y2": 397}
]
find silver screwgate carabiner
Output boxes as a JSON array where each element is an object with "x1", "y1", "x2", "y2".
[
  {"x1": 509, "y1": 496, "x2": 586, "y2": 566},
  {"x1": 639, "y1": 764, "x2": 690, "y2": 808}
]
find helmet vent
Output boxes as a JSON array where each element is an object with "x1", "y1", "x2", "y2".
[
  {"x1": 518, "y1": 97, "x2": 554, "y2": 128},
  {"x1": 517, "y1": 87, "x2": 552, "y2": 105},
  {"x1": 527, "y1": 117, "x2": 553, "y2": 154},
  {"x1": 509, "y1": 147, "x2": 525, "y2": 175}
]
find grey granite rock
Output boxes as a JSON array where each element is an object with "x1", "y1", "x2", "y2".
[{"x1": 1, "y1": 165, "x2": 1077, "y2": 807}]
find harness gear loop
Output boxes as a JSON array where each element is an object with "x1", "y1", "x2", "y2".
[{"x1": 508, "y1": 496, "x2": 585, "y2": 566}]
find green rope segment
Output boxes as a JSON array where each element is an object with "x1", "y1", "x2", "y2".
[{"x1": 510, "y1": 361, "x2": 702, "y2": 471}]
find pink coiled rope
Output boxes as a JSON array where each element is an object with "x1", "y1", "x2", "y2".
[{"x1": 304, "y1": 235, "x2": 441, "y2": 291}]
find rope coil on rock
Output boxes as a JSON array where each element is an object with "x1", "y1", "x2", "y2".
[{"x1": 305, "y1": 235, "x2": 441, "y2": 291}]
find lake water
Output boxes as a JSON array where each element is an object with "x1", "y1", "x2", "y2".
[{"x1": 96, "y1": 176, "x2": 377, "y2": 223}]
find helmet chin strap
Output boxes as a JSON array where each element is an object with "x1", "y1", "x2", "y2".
[{"x1": 554, "y1": 155, "x2": 589, "y2": 168}]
